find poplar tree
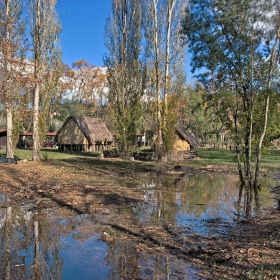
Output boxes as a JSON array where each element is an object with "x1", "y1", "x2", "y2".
[
  {"x1": 0, "y1": 0, "x2": 26, "y2": 158},
  {"x1": 29, "y1": 0, "x2": 61, "y2": 161},
  {"x1": 104, "y1": 0, "x2": 144, "y2": 157},
  {"x1": 142, "y1": 0, "x2": 187, "y2": 160}
]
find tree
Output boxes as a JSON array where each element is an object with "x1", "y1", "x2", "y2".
[
  {"x1": 183, "y1": 0, "x2": 280, "y2": 201},
  {"x1": 177, "y1": 83, "x2": 221, "y2": 145},
  {"x1": 0, "y1": 0, "x2": 26, "y2": 158},
  {"x1": 28, "y1": 0, "x2": 61, "y2": 161},
  {"x1": 64, "y1": 59, "x2": 108, "y2": 118},
  {"x1": 104, "y1": 0, "x2": 144, "y2": 157},
  {"x1": 142, "y1": 0, "x2": 187, "y2": 160}
]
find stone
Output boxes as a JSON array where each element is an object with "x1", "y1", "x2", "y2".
[{"x1": 0, "y1": 157, "x2": 18, "y2": 164}]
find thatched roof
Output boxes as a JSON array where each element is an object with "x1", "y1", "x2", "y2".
[
  {"x1": 175, "y1": 126, "x2": 200, "y2": 150},
  {"x1": 57, "y1": 116, "x2": 114, "y2": 143}
]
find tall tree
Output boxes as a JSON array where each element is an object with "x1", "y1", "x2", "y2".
[
  {"x1": 29, "y1": 0, "x2": 61, "y2": 161},
  {"x1": 183, "y1": 0, "x2": 280, "y2": 201},
  {"x1": 104, "y1": 0, "x2": 144, "y2": 157},
  {"x1": 0, "y1": 0, "x2": 26, "y2": 158},
  {"x1": 143, "y1": 0, "x2": 187, "y2": 160}
]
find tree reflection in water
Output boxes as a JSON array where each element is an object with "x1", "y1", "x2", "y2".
[
  {"x1": 0, "y1": 204, "x2": 63, "y2": 280},
  {"x1": 132, "y1": 173, "x2": 275, "y2": 235},
  {"x1": 0, "y1": 173, "x2": 276, "y2": 279},
  {"x1": 104, "y1": 242, "x2": 197, "y2": 280},
  {"x1": 236, "y1": 175, "x2": 276, "y2": 219}
]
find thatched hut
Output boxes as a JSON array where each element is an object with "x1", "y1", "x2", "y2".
[
  {"x1": 56, "y1": 116, "x2": 114, "y2": 152},
  {"x1": 174, "y1": 126, "x2": 200, "y2": 151}
]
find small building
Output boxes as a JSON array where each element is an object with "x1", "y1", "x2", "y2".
[
  {"x1": 0, "y1": 129, "x2": 57, "y2": 148},
  {"x1": 56, "y1": 116, "x2": 114, "y2": 152},
  {"x1": 0, "y1": 129, "x2": 7, "y2": 147},
  {"x1": 174, "y1": 126, "x2": 200, "y2": 151},
  {"x1": 20, "y1": 131, "x2": 57, "y2": 148}
]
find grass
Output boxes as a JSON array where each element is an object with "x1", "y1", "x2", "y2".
[
  {"x1": 0, "y1": 147, "x2": 279, "y2": 171},
  {"x1": 0, "y1": 148, "x2": 102, "y2": 161},
  {"x1": 195, "y1": 148, "x2": 280, "y2": 170},
  {"x1": 195, "y1": 148, "x2": 237, "y2": 167},
  {"x1": 259, "y1": 148, "x2": 280, "y2": 169}
]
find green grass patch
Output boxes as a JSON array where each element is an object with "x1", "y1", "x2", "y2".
[
  {"x1": 194, "y1": 148, "x2": 237, "y2": 167},
  {"x1": 0, "y1": 147, "x2": 279, "y2": 172},
  {"x1": 194, "y1": 148, "x2": 280, "y2": 170},
  {"x1": 259, "y1": 149, "x2": 280, "y2": 169},
  {"x1": 0, "y1": 148, "x2": 101, "y2": 161}
]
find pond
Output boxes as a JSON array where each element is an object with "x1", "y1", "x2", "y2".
[{"x1": 0, "y1": 173, "x2": 277, "y2": 279}]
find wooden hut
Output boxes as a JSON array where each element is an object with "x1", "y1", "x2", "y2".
[
  {"x1": 174, "y1": 126, "x2": 200, "y2": 151},
  {"x1": 56, "y1": 116, "x2": 114, "y2": 152}
]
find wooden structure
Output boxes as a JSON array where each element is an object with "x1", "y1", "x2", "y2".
[
  {"x1": 19, "y1": 131, "x2": 57, "y2": 148},
  {"x1": 0, "y1": 129, "x2": 7, "y2": 147},
  {"x1": 19, "y1": 131, "x2": 57, "y2": 138},
  {"x1": 56, "y1": 116, "x2": 114, "y2": 152},
  {"x1": 174, "y1": 126, "x2": 200, "y2": 151},
  {"x1": 0, "y1": 129, "x2": 57, "y2": 148}
]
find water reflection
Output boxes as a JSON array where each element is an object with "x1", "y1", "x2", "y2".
[
  {"x1": 0, "y1": 172, "x2": 277, "y2": 279},
  {"x1": 133, "y1": 173, "x2": 276, "y2": 235},
  {"x1": 0, "y1": 206, "x2": 201, "y2": 279},
  {"x1": 0, "y1": 205, "x2": 63, "y2": 280},
  {"x1": 105, "y1": 244, "x2": 198, "y2": 280}
]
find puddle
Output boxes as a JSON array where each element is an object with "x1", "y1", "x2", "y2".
[
  {"x1": 0, "y1": 173, "x2": 277, "y2": 279},
  {"x1": 132, "y1": 173, "x2": 276, "y2": 235}
]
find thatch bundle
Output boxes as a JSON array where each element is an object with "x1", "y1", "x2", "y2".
[{"x1": 175, "y1": 126, "x2": 200, "y2": 150}]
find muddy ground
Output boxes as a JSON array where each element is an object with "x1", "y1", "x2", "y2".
[{"x1": 1, "y1": 157, "x2": 280, "y2": 279}]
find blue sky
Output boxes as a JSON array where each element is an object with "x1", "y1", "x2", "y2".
[
  {"x1": 58, "y1": 0, "x2": 195, "y2": 81},
  {"x1": 58, "y1": 0, "x2": 111, "y2": 67}
]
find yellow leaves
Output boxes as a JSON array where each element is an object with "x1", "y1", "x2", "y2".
[{"x1": 66, "y1": 59, "x2": 108, "y2": 105}]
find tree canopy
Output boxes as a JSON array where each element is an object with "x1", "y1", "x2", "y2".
[{"x1": 182, "y1": 0, "x2": 280, "y2": 200}]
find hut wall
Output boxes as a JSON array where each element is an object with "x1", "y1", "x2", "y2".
[
  {"x1": 0, "y1": 136, "x2": 6, "y2": 146},
  {"x1": 173, "y1": 135, "x2": 190, "y2": 151},
  {"x1": 57, "y1": 118, "x2": 87, "y2": 145}
]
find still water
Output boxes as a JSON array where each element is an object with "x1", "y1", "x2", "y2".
[{"x1": 0, "y1": 173, "x2": 277, "y2": 279}]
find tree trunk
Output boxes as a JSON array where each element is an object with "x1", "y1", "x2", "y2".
[
  {"x1": 163, "y1": 0, "x2": 175, "y2": 127},
  {"x1": 32, "y1": 0, "x2": 41, "y2": 161},
  {"x1": 152, "y1": 0, "x2": 164, "y2": 161},
  {"x1": 254, "y1": 27, "x2": 280, "y2": 198},
  {"x1": 32, "y1": 84, "x2": 41, "y2": 161},
  {"x1": 6, "y1": 106, "x2": 14, "y2": 158},
  {"x1": 4, "y1": 0, "x2": 14, "y2": 159}
]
